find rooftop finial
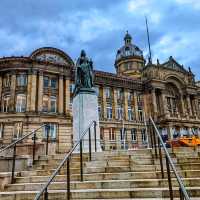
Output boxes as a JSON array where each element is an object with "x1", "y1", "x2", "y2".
[{"x1": 124, "y1": 31, "x2": 132, "y2": 45}]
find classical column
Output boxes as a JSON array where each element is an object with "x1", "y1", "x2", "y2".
[
  {"x1": 187, "y1": 95, "x2": 192, "y2": 116},
  {"x1": 152, "y1": 88, "x2": 157, "y2": 115},
  {"x1": 10, "y1": 73, "x2": 16, "y2": 112},
  {"x1": 65, "y1": 78, "x2": 70, "y2": 114},
  {"x1": 180, "y1": 94, "x2": 185, "y2": 117},
  {"x1": 37, "y1": 71, "x2": 43, "y2": 112},
  {"x1": 113, "y1": 88, "x2": 118, "y2": 119},
  {"x1": 194, "y1": 97, "x2": 199, "y2": 119},
  {"x1": 58, "y1": 75, "x2": 64, "y2": 114},
  {"x1": 30, "y1": 71, "x2": 37, "y2": 112},
  {"x1": 102, "y1": 87, "x2": 107, "y2": 119},
  {"x1": 124, "y1": 89, "x2": 129, "y2": 121},
  {"x1": 161, "y1": 91, "x2": 169, "y2": 117},
  {"x1": 133, "y1": 91, "x2": 138, "y2": 121}
]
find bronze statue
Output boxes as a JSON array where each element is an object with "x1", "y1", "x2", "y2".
[{"x1": 74, "y1": 50, "x2": 94, "y2": 96}]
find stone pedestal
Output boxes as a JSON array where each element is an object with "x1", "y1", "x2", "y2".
[{"x1": 72, "y1": 89, "x2": 102, "y2": 152}]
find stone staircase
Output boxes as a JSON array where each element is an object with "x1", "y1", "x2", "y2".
[{"x1": 0, "y1": 147, "x2": 200, "y2": 199}]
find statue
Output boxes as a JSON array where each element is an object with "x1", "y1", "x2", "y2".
[{"x1": 74, "y1": 50, "x2": 94, "y2": 96}]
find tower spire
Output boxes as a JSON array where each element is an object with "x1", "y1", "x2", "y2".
[{"x1": 145, "y1": 16, "x2": 152, "y2": 64}]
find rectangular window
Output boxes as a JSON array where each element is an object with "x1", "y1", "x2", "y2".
[
  {"x1": 43, "y1": 76, "x2": 49, "y2": 88},
  {"x1": 50, "y1": 96, "x2": 57, "y2": 113},
  {"x1": 106, "y1": 106, "x2": 112, "y2": 119},
  {"x1": 128, "y1": 107, "x2": 134, "y2": 121},
  {"x1": 109, "y1": 128, "x2": 115, "y2": 141},
  {"x1": 2, "y1": 95, "x2": 10, "y2": 112},
  {"x1": 44, "y1": 123, "x2": 57, "y2": 139},
  {"x1": 50, "y1": 78, "x2": 57, "y2": 89},
  {"x1": 117, "y1": 106, "x2": 123, "y2": 120},
  {"x1": 16, "y1": 94, "x2": 26, "y2": 112},
  {"x1": 141, "y1": 128, "x2": 147, "y2": 143},
  {"x1": 13, "y1": 122, "x2": 23, "y2": 139},
  {"x1": 138, "y1": 110, "x2": 143, "y2": 122},
  {"x1": 128, "y1": 92, "x2": 132, "y2": 101},
  {"x1": 17, "y1": 74, "x2": 27, "y2": 86},
  {"x1": 43, "y1": 96, "x2": 49, "y2": 112},
  {"x1": 120, "y1": 128, "x2": 124, "y2": 141},
  {"x1": 131, "y1": 128, "x2": 137, "y2": 142},
  {"x1": 105, "y1": 88, "x2": 111, "y2": 98},
  {"x1": 117, "y1": 89, "x2": 123, "y2": 99},
  {"x1": 0, "y1": 123, "x2": 4, "y2": 138}
]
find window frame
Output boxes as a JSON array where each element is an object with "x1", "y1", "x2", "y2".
[{"x1": 16, "y1": 94, "x2": 26, "y2": 112}]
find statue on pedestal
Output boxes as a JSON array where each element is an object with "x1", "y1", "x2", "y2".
[{"x1": 74, "y1": 50, "x2": 94, "y2": 96}]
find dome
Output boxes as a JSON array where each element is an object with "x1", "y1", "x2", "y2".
[
  {"x1": 116, "y1": 43, "x2": 143, "y2": 61},
  {"x1": 116, "y1": 32, "x2": 143, "y2": 61}
]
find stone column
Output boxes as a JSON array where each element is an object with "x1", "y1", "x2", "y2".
[
  {"x1": 187, "y1": 95, "x2": 192, "y2": 116},
  {"x1": 37, "y1": 71, "x2": 43, "y2": 112},
  {"x1": 133, "y1": 91, "x2": 138, "y2": 121},
  {"x1": 58, "y1": 75, "x2": 64, "y2": 114},
  {"x1": 180, "y1": 94, "x2": 185, "y2": 117},
  {"x1": 65, "y1": 78, "x2": 70, "y2": 114},
  {"x1": 30, "y1": 71, "x2": 37, "y2": 112},
  {"x1": 102, "y1": 87, "x2": 107, "y2": 119},
  {"x1": 124, "y1": 89, "x2": 129, "y2": 121},
  {"x1": 113, "y1": 88, "x2": 118, "y2": 119},
  {"x1": 152, "y1": 88, "x2": 157, "y2": 115},
  {"x1": 194, "y1": 97, "x2": 199, "y2": 119},
  {"x1": 161, "y1": 91, "x2": 169, "y2": 117},
  {"x1": 10, "y1": 73, "x2": 16, "y2": 112}
]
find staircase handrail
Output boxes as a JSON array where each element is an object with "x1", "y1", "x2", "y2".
[
  {"x1": 150, "y1": 116, "x2": 190, "y2": 200},
  {"x1": 34, "y1": 120, "x2": 97, "y2": 200},
  {"x1": 0, "y1": 124, "x2": 46, "y2": 154}
]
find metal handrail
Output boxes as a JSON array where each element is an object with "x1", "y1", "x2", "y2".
[
  {"x1": 150, "y1": 116, "x2": 190, "y2": 200},
  {"x1": 34, "y1": 120, "x2": 97, "y2": 200},
  {"x1": 0, "y1": 124, "x2": 49, "y2": 183},
  {"x1": 0, "y1": 124, "x2": 46, "y2": 154}
]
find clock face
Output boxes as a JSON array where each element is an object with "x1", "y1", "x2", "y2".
[{"x1": 36, "y1": 53, "x2": 68, "y2": 65}]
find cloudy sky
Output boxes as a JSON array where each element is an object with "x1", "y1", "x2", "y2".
[{"x1": 1, "y1": 0, "x2": 200, "y2": 79}]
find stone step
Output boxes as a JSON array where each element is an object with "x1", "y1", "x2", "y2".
[
  {"x1": 15, "y1": 169, "x2": 200, "y2": 184},
  {"x1": 0, "y1": 187, "x2": 199, "y2": 199},
  {"x1": 6, "y1": 178, "x2": 200, "y2": 191}
]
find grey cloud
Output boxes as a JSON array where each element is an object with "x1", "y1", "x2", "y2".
[{"x1": 0, "y1": 0, "x2": 200, "y2": 79}]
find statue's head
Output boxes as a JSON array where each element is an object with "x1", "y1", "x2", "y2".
[{"x1": 80, "y1": 50, "x2": 86, "y2": 58}]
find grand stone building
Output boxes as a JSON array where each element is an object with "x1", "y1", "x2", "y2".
[{"x1": 0, "y1": 32, "x2": 199, "y2": 153}]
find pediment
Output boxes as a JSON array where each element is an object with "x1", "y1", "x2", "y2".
[{"x1": 162, "y1": 57, "x2": 188, "y2": 74}]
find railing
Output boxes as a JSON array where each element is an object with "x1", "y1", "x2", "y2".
[
  {"x1": 0, "y1": 124, "x2": 50, "y2": 184},
  {"x1": 149, "y1": 116, "x2": 190, "y2": 200},
  {"x1": 34, "y1": 120, "x2": 97, "y2": 200}
]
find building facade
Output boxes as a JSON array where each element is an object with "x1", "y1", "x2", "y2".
[{"x1": 0, "y1": 32, "x2": 199, "y2": 153}]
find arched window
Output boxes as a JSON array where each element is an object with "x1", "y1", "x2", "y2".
[
  {"x1": 165, "y1": 83, "x2": 181, "y2": 116},
  {"x1": 16, "y1": 94, "x2": 26, "y2": 112}
]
